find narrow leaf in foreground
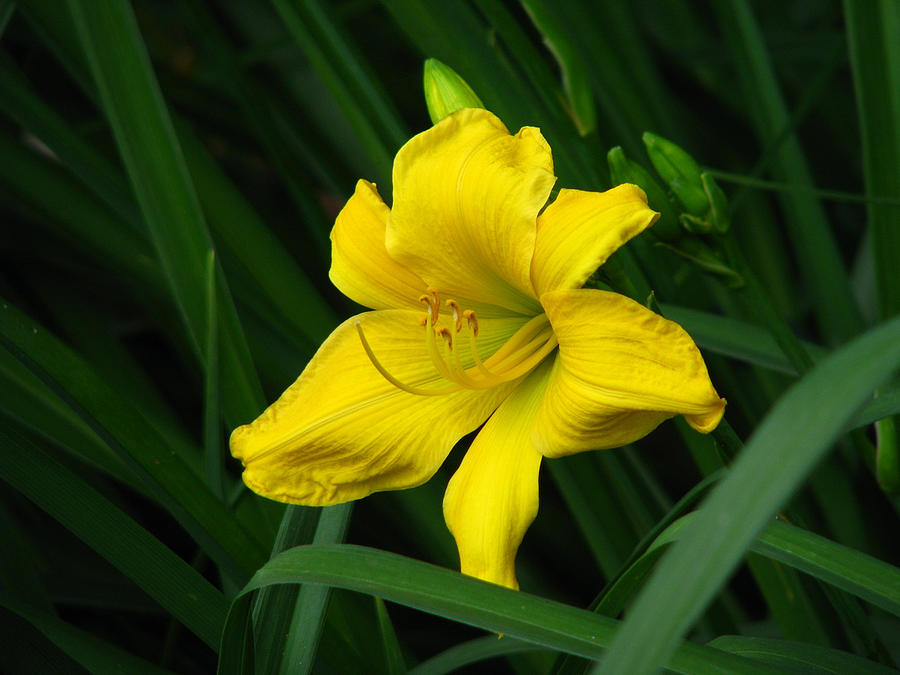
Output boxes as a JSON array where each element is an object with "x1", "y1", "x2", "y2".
[
  {"x1": 217, "y1": 544, "x2": 792, "y2": 675},
  {"x1": 598, "y1": 314, "x2": 900, "y2": 674}
]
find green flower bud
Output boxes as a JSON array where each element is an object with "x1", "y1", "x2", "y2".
[
  {"x1": 607, "y1": 146, "x2": 681, "y2": 241},
  {"x1": 642, "y1": 132, "x2": 709, "y2": 215},
  {"x1": 423, "y1": 58, "x2": 484, "y2": 124},
  {"x1": 701, "y1": 172, "x2": 730, "y2": 233},
  {"x1": 642, "y1": 132, "x2": 731, "y2": 233}
]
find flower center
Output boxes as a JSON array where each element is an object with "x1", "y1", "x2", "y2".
[{"x1": 356, "y1": 287, "x2": 558, "y2": 396}]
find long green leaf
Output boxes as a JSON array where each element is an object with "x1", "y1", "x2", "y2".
[
  {"x1": 844, "y1": 0, "x2": 900, "y2": 321},
  {"x1": 66, "y1": 0, "x2": 264, "y2": 426},
  {"x1": 278, "y1": 504, "x2": 354, "y2": 675},
  {"x1": 709, "y1": 636, "x2": 897, "y2": 675},
  {"x1": 0, "y1": 299, "x2": 267, "y2": 583},
  {"x1": 0, "y1": 499, "x2": 55, "y2": 615},
  {"x1": 0, "y1": 426, "x2": 227, "y2": 650},
  {"x1": 217, "y1": 544, "x2": 793, "y2": 675},
  {"x1": 0, "y1": 51, "x2": 142, "y2": 226},
  {"x1": 0, "y1": 593, "x2": 176, "y2": 675},
  {"x1": 598, "y1": 314, "x2": 900, "y2": 674},
  {"x1": 408, "y1": 636, "x2": 547, "y2": 675},
  {"x1": 270, "y1": 0, "x2": 407, "y2": 186},
  {"x1": 755, "y1": 520, "x2": 900, "y2": 618},
  {"x1": 712, "y1": 0, "x2": 862, "y2": 345}
]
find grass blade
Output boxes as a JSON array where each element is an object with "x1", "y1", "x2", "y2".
[
  {"x1": 66, "y1": 0, "x2": 264, "y2": 426},
  {"x1": 374, "y1": 598, "x2": 405, "y2": 674},
  {"x1": 278, "y1": 503, "x2": 354, "y2": 675},
  {"x1": 0, "y1": 593, "x2": 176, "y2": 675},
  {"x1": 218, "y1": 544, "x2": 794, "y2": 675},
  {"x1": 598, "y1": 314, "x2": 900, "y2": 674},
  {"x1": 0, "y1": 426, "x2": 227, "y2": 650},
  {"x1": 709, "y1": 636, "x2": 897, "y2": 675},
  {"x1": 203, "y1": 250, "x2": 225, "y2": 499},
  {"x1": 0, "y1": 299, "x2": 267, "y2": 582},
  {"x1": 843, "y1": 0, "x2": 900, "y2": 320},
  {"x1": 408, "y1": 636, "x2": 546, "y2": 675},
  {"x1": 712, "y1": 0, "x2": 863, "y2": 345},
  {"x1": 270, "y1": 0, "x2": 407, "y2": 186}
]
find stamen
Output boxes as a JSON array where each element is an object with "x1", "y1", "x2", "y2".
[
  {"x1": 436, "y1": 326, "x2": 453, "y2": 349},
  {"x1": 424, "y1": 305, "x2": 459, "y2": 382},
  {"x1": 463, "y1": 309, "x2": 479, "y2": 337},
  {"x1": 418, "y1": 287, "x2": 441, "y2": 318},
  {"x1": 355, "y1": 321, "x2": 459, "y2": 396},
  {"x1": 446, "y1": 300, "x2": 462, "y2": 332}
]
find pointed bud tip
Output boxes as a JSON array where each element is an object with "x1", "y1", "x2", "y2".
[{"x1": 423, "y1": 58, "x2": 484, "y2": 124}]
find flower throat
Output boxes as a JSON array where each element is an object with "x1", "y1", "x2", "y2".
[{"x1": 356, "y1": 288, "x2": 557, "y2": 395}]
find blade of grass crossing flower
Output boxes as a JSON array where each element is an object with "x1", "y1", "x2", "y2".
[
  {"x1": 409, "y1": 636, "x2": 547, "y2": 675},
  {"x1": 0, "y1": 426, "x2": 227, "y2": 650},
  {"x1": 0, "y1": 300, "x2": 267, "y2": 582},
  {"x1": 597, "y1": 314, "x2": 900, "y2": 674},
  {"x1": 374, "y1": 598, "x2": 406, "y2": 675},
  {"x1": 66, "y1": 0, "x2": 264, "y2": 427},
  {"x1": 0, "y1": 594, "x2": 176, "y2": 675},
  {"x1": 844, "y1": 0, "x2": 900, "y2": 494},
  {"x1": 278, "y1": 504, "x2": 353, "y2": 675},
  {"x1": 712, "y1": 0, "x2": 862, "y2": 345},
  {"x1": 218, "y1": 544, "x2": 792, "y2": 675},
  {"x1": 709, "y1": 636, "x2": 898, "y2": 675}
]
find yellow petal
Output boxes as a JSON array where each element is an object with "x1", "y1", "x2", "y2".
[
  {"x1": 387, "y1": 108, "x2": 555, "y2": 317},
  {"x1": 231, "y1": 309, "x2": 517, "y2": 505},
  {"x1": 534, "y1": 289, "x2": 725, "y2": 458},
  {"x1": 329, "y1": 180, "x2": 427, "y2": 310},
  {"x1": 531, "y1": 184, "x2": 658, "y2": 296},
  {"x1": 443, "y1": 360, "x2": 551, "y2": 589}
]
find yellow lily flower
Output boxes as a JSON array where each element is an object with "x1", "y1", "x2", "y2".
[{"x1": 231, "y1": 108, "x2": 725, "y2": 589}]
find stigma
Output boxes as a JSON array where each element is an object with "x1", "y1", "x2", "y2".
[{"x1": 357, "y1": 288, "x2": 558, "y2": 396}]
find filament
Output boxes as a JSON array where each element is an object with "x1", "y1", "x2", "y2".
[{"x1": 359, "y1": 292, "x2": 558, "y2": 396}]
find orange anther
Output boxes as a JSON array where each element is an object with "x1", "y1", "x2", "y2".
[
  {"x1": 463, "y1": 309, "x2": 479, "y2": 337},
  {"x1": 436, "y1": 326, "x2": 453, "y2": 349}
]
